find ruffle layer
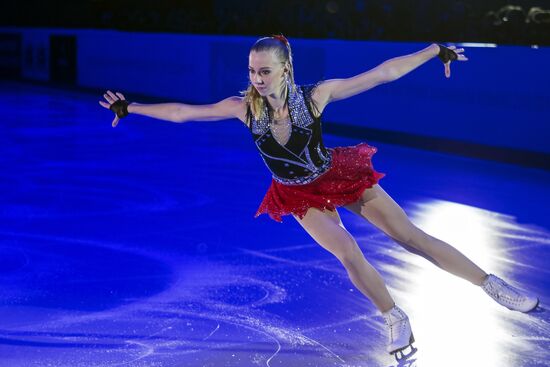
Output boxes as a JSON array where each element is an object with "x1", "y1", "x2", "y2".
[{"x1": 255, "y1": 142, "x2": 385, "y2": 223}]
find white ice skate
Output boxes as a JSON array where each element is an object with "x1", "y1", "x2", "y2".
[
  {"x1": 382, "y1": 305, "x2": 416, "y2": 360},
  {"x1": 481, "y1": 274, "x2": 539, "y2": 313}
]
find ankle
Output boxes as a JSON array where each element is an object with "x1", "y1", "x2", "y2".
[
  {"x1": 478, "y1": 273, "x2": 490, "y2": 287},
  {"x1": 381, "y1": 304, "x2": 408, "y2": 325},
  {"x1": 380, "y1": 302, "x2": 396, "y2": 315}
]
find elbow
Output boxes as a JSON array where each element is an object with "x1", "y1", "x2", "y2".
[
  {"x1": 173, "y1": 106, "x2": 187, "y2": 123},
  {"x1": 173, "y1": 115, "x2": 186, "y2": 123},
  {"x1": 379, "y1": 62, "x2": 401, "y2": 82},
  {"x1": 171, "y1": 114, "x2": 184, "y2": 123},
  {"x1": 383, "y1": 67, "x2": 400, "y2": 82}
]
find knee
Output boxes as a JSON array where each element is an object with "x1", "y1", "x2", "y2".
[
  {"x1": 334, "y1": 237, "x2": 363, "y2": 266},
  {"x1": 385, "y1": 224, "x2": 413, "y2": 245},
  {"x1": 388, "y1": 223, "x2": 427, "y2": 251}
]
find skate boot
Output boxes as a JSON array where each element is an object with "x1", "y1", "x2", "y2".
[
  {"x1": 481, "y1": 274, "x2": 539, "y2": 313},
  {"x1": 382, "y1": 305, "x2": 416, "y2": 360}
]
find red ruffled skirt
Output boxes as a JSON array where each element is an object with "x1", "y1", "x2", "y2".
[{"x1": 255, "y1": 142, "x2": 385, "y2": 223}]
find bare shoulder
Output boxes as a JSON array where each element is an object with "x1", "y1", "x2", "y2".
[{"x1": 219, "y1": 96, "x2": 248, "y2": 125}]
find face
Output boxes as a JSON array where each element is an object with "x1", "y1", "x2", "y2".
[{"x1": 248, "y1": 50, "x2": 287, "y2": 96}]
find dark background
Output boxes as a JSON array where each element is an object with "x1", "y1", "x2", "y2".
[{"x1": 2, "y1": 0, "x2": 550, "y2": 45}]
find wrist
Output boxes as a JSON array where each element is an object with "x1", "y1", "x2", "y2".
[
  {"x1": 127, "y1": 102, "x2": 137, "y2": 113},
  {"x1": 431, "y1": 43, "x2": 440, "y2": 57}
]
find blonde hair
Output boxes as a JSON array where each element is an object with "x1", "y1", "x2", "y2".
[{"x1": 242, "y1": 35, "x2": 296, "y2": 124}]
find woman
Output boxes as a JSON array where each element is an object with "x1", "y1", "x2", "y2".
[{"x1": 99, "y1": 35, "x2": 539, "y2": 359}]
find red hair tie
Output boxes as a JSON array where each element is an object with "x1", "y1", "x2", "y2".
[{"x1": 272, "y1": 34, "x2": 289, "y2": 46}]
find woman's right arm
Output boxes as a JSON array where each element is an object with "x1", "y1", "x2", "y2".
[
  {"x1": 99, "y1": 90, "x2": 247, "y2": 127},
  {"x1": 129, "y1": 96, "x2": 246, "y2": 123}
]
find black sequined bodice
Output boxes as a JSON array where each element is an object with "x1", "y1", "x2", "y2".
[{"x1": 247, "y1": 84, "x2": 332, "y2": 185}]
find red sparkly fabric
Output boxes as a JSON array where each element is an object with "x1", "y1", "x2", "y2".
[{"x1": 255, "y1": 142, "x2": 385, "y2": 223}]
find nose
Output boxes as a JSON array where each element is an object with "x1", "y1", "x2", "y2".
[{"x1": 252, "y1": 73, "x2": 263, "y2": 85}]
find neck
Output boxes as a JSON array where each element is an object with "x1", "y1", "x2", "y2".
[{"x1": 266, "y1": 83, "x2": 288, "y2": 112}]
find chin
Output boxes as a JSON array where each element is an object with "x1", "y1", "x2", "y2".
[{"x1": 256, "y1": 87, "x2": 268, "y2": 95}]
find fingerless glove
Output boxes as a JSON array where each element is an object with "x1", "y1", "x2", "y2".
[
  {"x1": 437, "y1": 44, "x2": 458, "y2": 63},
  {"x1": 109, "y1": 100, "x2": 130, "y2": 118}
]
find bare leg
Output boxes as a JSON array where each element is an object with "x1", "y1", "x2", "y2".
[
  {"x1": 293, "y1": 208, "x2": 395, "y2": 312},
  {"x1": 344, "y1": 184, "x2": 488, "y2": 286}
]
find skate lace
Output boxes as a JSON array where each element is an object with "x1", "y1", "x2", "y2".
[
  {"x1": 383, "y1": 308, "x2": 406, "y2": 325},
  {"x1": 386, "y1": 318, "x2": 410, "y2": 345},
  {"x1": 383, "y1": 308, "x2": 408, "y2": 342},
  {"x1": 485, "y1": 276, "x2": 524, "y2": 305}
]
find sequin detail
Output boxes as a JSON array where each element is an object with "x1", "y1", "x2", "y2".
[
  {"x1": 255, "y1": 142, "x2": 386, "y2": 222},
  {"x1": 271, "y1": 154, "x2": 332, "y2": 185},
  {"x1": 249, "y1": 82, "x2": 333, "y2": 185},
  {"x1": 251, "y1": 83, "x2": 315, "y2": 136}
]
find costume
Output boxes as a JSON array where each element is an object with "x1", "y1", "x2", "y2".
[{"x1": 247, "y1": 83, "x2": 385, "y2": 222}]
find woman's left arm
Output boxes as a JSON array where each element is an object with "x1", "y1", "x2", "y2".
[{"x1": 313, "y1": 44, "x2": 466, "y2": 110}]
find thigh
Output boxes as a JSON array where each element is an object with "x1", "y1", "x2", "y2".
[
  {"x1": 343, "y1": 184, "x2": 418, "y2": 244},
  {"x1": 293, "y1": 207, "x2": 358, "y2": 260}
]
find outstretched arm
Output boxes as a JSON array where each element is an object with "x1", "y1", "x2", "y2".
[
  {"x1": 99, "y1": 91, "x2": 247, "y2": 127},
  {"x1": 312, "y1": 44, "x2": 466, "y2": 111}
]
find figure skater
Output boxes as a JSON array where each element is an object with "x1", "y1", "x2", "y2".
[{"x1": 99, "y1": 35, "x2": 539, "y2": 359}]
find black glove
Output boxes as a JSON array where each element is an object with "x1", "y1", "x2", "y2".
[
  {"x1": 437, "y1": 44, "x2": 458, "y2": 63},
  {"x1": 109, "y1": 99, "x2": 130, "y2": 118}
]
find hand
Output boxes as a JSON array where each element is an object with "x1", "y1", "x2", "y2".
[
  {"x1": 437, "y1": 44, "x2": 468, "y2": 79},
  {"x1": 98, "y1": 90, "x2": 129, "y2": 127}
]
